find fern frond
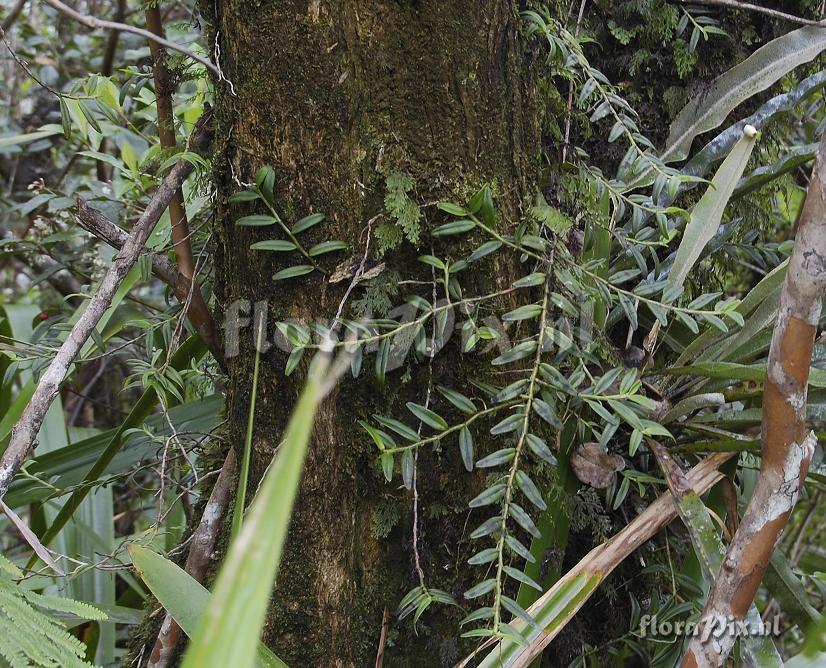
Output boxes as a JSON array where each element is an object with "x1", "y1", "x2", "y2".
[{"x1": 0, "y1": 569, "x2": 105, "y2": 667}]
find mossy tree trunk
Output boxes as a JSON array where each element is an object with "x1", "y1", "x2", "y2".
[{"x1": 209, "y1": 1, "x2": 539, "y2": 664}]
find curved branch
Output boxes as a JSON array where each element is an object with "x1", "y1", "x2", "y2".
[
  {"x1": 74, "y1": 200, "x2": 225, "y2": 366},
  {"x1": 148, "y1": 450, "x2": 235, "y2": 668},
  {"x1": 41, "y1": 0, "x2": 221, "y2": 76},
  {"x1": 0, "y1": 114, "x2": 213, "y2": 501},
  {"x1": 681, "y1": 132, "x2": 826, "y2": 667},
  {"x1": 681, "y1": 0, "x2": 826, "y2": 27}
]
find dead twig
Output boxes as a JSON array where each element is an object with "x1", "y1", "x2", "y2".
[
  {"x1": 40, "y1": 0, "x2": 221, "y2": 76},
  {"x1": 681, "y1": 132, "x2": 826, "y2": 667},
  {"x1": 1, "y1": 500, "x2": 64, "y2": 575},
  {"x1": 374, "y1": 605, "x2": 390, "y2": 668},
  {"x1": 0, "y1": 114, "x2": 213, "y2": 501},
  {"x1": 147, "y1": 450, "x2": 236, "y2": 668},
  {"x1": 74, "y1": 200, "x2": 224, "y2": 366},
  {"x1": 682, "y1": 0, "x2": 826, "y2": 26}
]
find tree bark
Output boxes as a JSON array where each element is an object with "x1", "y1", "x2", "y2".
[{"x1": 209, "y1": 1, "x2": 538, "y2": 664}]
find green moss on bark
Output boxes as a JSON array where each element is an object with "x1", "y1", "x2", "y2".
[{"x1": 205, "y1": 1, "x2": 539, "y2": 665}]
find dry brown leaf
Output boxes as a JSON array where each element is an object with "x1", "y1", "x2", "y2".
[{"x1": 570, "y1": 442, "x2": 625, "y2": 489}]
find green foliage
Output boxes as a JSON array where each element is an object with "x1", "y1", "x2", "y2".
[
  {"x1": 570, "y1": 488, "x2": 612, "y2": 543},
  {"x1": 180, "y1": 353, "x2": 336, "y2": 668},
  {"x1": 529, "y1": 193, "x2": 573, "y2": 235},
  {"x1": 234, "y1": 166, "x2": 347, "y2": 280},
  {"x1": 376, "y1": 171, "x2": 423, "y2": 251},
  {"x1": 371, "y1": 501, "x2": 401, "y2": 539},
  {"x1": 3, "y1": 0, "x2": 826, "y2": 664},
  {"x1": 673, "y1": 40, "x2": 698, "y2": 80},
  {"x1": 352, "y1": 272, "x2": 400, "y2": 318},
  {"x1": 0, "y1": 554, "x2": 105, "y2": 668},
  {"x1": 601, "y1": 1, "x2": 723, "y2": 80},
  {"x1": 129, "y1": 546, "x2": 286, "y2": 667}
]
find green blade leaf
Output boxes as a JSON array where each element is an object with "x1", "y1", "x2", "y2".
[
  {"x1": 128, "y1": 546, "x2": 286, "y2": 668},
  {"x1": 291, "y1": 213, "x2": 325, "y2": 234},
  {"x1": 405, "y1": 402, "x2": 448, "y2": 431},
  {"x1": 308, "y1": 240, "x2": 348, "y2": 256},
  {"x1": 502, "y1": 304, "x2": 543, "y2": 322},
  {"x1": 228, "y1": 191, "x2": 260, "y2": 204},
  {"x1": 436, "y1": 386, "x2": 475, "y2": 414},
  {"x1": 666, "y1": 128, "x2": 758, "y2": 291},
  {"x1": 459, "y1": 427, "x2": 474, "y2": 471},
  {"x1": 237, "y1": 215, "x2": 279, "y2": 227},
  {"x1": 437, "y1": 202, "x2": 469, "y2": 216},
  {"x1": 468, "y1": 240, "x2": 502, "y2": 263},
  {"x1": 432, "y1": 219, "x2": 475, "y2": 236},
  {"x1": 0, "y1": 127, "x2": 62, "y2": 150},
  {"x1": 250, "y1": 240, "x2": 297, "y2": 252},
  {"x1": 664, "y1": 25, "x2": 826, "y2": 164},
  {"x1": 180, "y1": 354, "x2": 332, "y2": 668}
]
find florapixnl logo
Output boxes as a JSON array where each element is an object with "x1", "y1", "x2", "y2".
[{"x1": 639, "y1": 614, "x2": 782, "y2": 641}]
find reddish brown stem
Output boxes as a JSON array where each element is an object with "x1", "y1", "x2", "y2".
[
  {"x1": 681, "y1": 133, "x2": 826, "y2": 667},
  {"x1": 142, "y1": 4, "x2": 222, "y2": 364},
  {"x1": 145, "y1": 4, "x2": 194, "y2": 281}
]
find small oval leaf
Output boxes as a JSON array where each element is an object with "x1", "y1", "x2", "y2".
[
  {"x1": 237, "y1": 215, "x2": 278, "y2": 227},
  {"x1": 273, "y1": 265, "x2": 314, "y2": 281},
  {"x1": 291, "y1": 213, "x2": 325, "y2": 234},
  {"x1": 250, "y1": 240, "x2": 297, "y2": 252},
  {"x1": 308, "y1": 240, "x2": 348, "y2": 256}
]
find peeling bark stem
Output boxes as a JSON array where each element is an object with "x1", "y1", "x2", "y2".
[
  {"x1": 681, "y1": 133, "x2": 826, "y2": 668},
  {"x1": 0, "y1": 118, "x2": 212, "y2": 500},
  {"x1": 75, "y1": 200, "x2": 180, "y2": 286}
]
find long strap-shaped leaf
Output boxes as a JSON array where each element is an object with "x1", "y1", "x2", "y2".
[
  {"x1": 179, "y1": 353, "x2": 334, "y2": 668},
  {"x1": 663, "y1": 26, "x2": 826, "y2": 164},
  {"x1": 664, "y1": 362, "x2": 826, "y2": 388},
  {"x1": 675, "y1": 261, "x2": 787, "y2": 367},
  {"x1": 128, "y1": 546, "x2": 286, "y2": 668},
  {"x1": 665, "y1": 128, "x2": 758, "y2": 291}
]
